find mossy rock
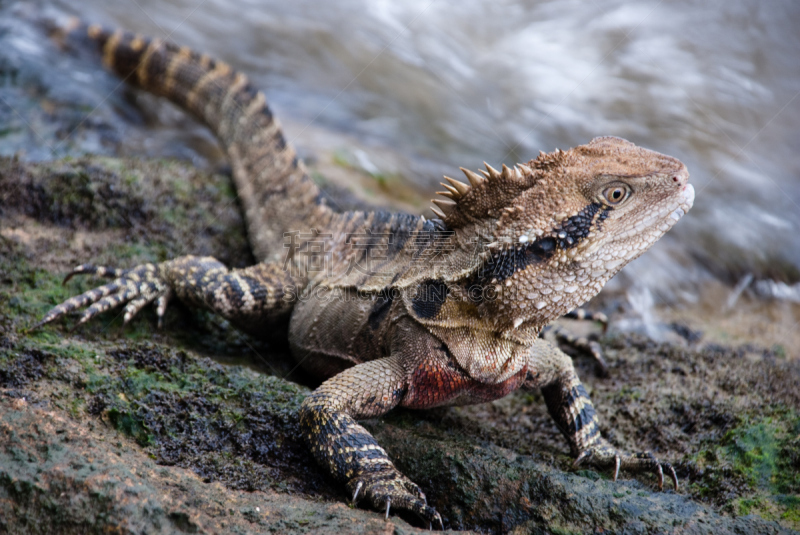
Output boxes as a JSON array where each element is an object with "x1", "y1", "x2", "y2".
[{"x1": 1, "y1": 157, "x2": 798, "y2": 533}]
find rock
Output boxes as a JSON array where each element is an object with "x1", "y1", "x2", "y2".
[
  {"x1": 0, "y1": 397, "x2": 420, "y2": 535},
  {"x1": 1, "y1": 157, "x2": 798, "y2": 533}
]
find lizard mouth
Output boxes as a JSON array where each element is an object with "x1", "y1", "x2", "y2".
[{"x1": 669, "y1": 184, "x2": 695, "y2": 223}]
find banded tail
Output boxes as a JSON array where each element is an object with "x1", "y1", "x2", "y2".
[{"x1": 58, "y1": 19, "x2": 334, "y2": 262}]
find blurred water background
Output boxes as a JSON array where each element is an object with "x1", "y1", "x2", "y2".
[{"x1": 1, "y1": 0, "x2": 799, "y2": 321}]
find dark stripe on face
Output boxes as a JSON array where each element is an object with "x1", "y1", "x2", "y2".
[
  {"x1": 470, "y1": 236, "x2": 557, "y2": 289},
  {"x1": 467, "y1": 202, "x2": 612, "y2": 293},
  {"x1": 554, "y1": 202, "x2": 610, "y2": 249}
]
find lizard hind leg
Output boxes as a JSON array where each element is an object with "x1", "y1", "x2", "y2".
[
  {"x1": 545, "y1": 324, "x2": 609, "y2": 377},
  {"x1": 298, "y1": 356, "x2": 443, "y2": 528},
  {"x1": 563, "y1": 308, "x2": 609, "y2": 329},
  {"x1": 545, "y1": 307, "x2": 610, "y2": 376}
]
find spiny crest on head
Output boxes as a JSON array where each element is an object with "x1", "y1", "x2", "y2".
[
  {"x1": 430, "y1": 161, "x2": 536, "y2": 227},
  {"x1": 430, "y1": 148, "x2": 574, "y2": 228},
  {"x1": 532, "y1": 147, "x2": 569, "y2": 170}
]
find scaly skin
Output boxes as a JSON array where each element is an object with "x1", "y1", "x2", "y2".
[{"x1": 37, "y1": 21, "x2": 695, "y2": 528}]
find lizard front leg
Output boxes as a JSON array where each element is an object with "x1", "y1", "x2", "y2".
[
  {"x1": 35, "y1": 256, "x2": 303, "y2": 333},
  {"x1": 525, "y1": 339, "x2": 678, "y2": 490},
  {"x1": 299, "y1": 355, "x2": 443, "y2": 528}
]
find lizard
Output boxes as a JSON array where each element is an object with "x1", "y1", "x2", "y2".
[{"x1": 37, "y1": 21, "x2": 695, "y2": 528}]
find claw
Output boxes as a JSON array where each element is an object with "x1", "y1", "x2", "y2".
[
  {"x1": 667, "y1": 463, "x2": 679, "y2": 491},
  {"x1": 345, "y1": 472, "x2": 441, "y2": 529},
  {"x1": 433, "y1": 511, "x2": 443, "y2": 530},
  {"x1": 26, "y1": 320, "x2": 46, "y2": 333},
  {"x1": 62, "y1": 264, "x2": 92, "y2": 285},
  {"x1": 156, "y1": 290, "x2": 171, "y2": 329},
  {"x1": 35, "y1": 263, "x2": 169, "y2": 332},
  {"x1": 656, "y1": 462, "x2": 664, "y2": 491},
  {"x1": 412, "y1": 503, "x2": 441, "y2": 530},
  {"x1": 578, "y1": 444, "x2": 679, "y2": 493},
  {"x1": 63, "y1": 264, "x2": 123, "y2": 284},
  {"x1": 573, "y1": 449, "x2": 592, "y2": 467},
  {"x1": 352, "y1": 481, "x2": 363, "y2": 503}
]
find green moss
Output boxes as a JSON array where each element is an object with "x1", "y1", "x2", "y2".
[
  {"x1": 614, "y1": 386, "x2": 643, "y2": 402},
  {"x1": 107, "y1": 407, "x2": 154, "y2": 447},
  {"x1": 67, "y1": 397, "x2": 86, "y2": 419},
  {"x1": 27, "y1": 331, "x2": 60, "y2": 345},
  {"x1": 776, "y1": 496, "x2": 800, "y2": 522},
  {"x1": 690, "y1": 414, "x2": 800, "y2": 529},
  {"x1": 737, "y1": 497, "x2": 765, "y2": 517},
  {"x1": 370, "y1": 173, "x2": 387, "y2": 188},
  {"x1": 105, "y1": 242, "x2": 159, "y2": 264},
  {"x1": 575, "y1": 470, "x2": 602, "y2": 481},
  {"x1": 771, "y1": 344, "x2": 787, "y2": 359},
  {"x1": 775, "y1": 422, "x2": 800, "y2": 496},
  {"x1": 36, "y1": 341, "x2": 96, "y2": 363},
  {"x1": 218, "y1": 181, "x2": 237, "y2": 200},
  {"x1": 7, "y1": 267, "x2": 91, "y2": 323},
  {"x1": 725, "y1": 421, "x2": 779, "y2": 488},
  {"x1": 733, "y1": 495, "x2": 800, "y2": 527}
]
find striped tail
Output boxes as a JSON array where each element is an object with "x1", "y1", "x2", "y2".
[{"x1": 60, "y1": 20, "x2": 334, "y2": 263}]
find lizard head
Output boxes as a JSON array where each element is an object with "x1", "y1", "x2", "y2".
[{"x1": 434, "y1": 136, "x2": 694, "y2": 331}]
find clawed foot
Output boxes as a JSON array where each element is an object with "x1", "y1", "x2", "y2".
[
  {"x1": 575, "y1": 441, "x2": 678, "y2": 491},
  {"x1": 348, "y1": 468, "x2": 443, "y2": 529},
  {"x1": 32, "y1": 263, "x2": 171, "y2": 330}
]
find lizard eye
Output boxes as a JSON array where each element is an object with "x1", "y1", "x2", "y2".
[{"x1": 602, "y1": 185, "x2": 630, "y2": 205}]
